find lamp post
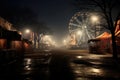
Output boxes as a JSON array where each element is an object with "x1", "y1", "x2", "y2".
[
  {"x1": 91, "y1": 15, "x2": 98, "y2": 38},
  {"x1": 24, "y1": 29, "x2": 35, "y2": 48},
  {"x1": 25, "y1": 29, "x2": 33, "y2": 41}
]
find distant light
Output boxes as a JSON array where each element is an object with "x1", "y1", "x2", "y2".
[
  {"x1": 18, "y1": 31, "x2": 22, "y2": 35},
  {"x1": 91, "y1": 68, "x2": 101, "y2": 73},
  {"x1": 63, "y1": 39, "x2": 67, "y2": 45},
  {"x1": 77, "y1": 30, "x2": 82, "y2": 35},
  {"x1": 76, "y1": 56, "x2": 82, "y2": 59},
  {"x1": 91, "y1": 15, "x2": 98, "y2": 22},
  {"x1": 63, "y1": 39, "x2": 66, "y2": 43},
  {"x1": 25, "y1": 29, "x2": 30, "y2": 33}
]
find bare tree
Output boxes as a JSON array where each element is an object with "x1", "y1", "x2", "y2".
[{"x1": 73, "y1": 0, "x2": 120, "y2": 59}]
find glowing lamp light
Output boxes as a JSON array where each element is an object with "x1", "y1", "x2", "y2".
[
  {"x1": 63, "y1": 39, "x2": 66, "y2": 43},
  {"x1": 76, "y1": 56, "x2": 82, "y2": 59},
  {"x1": 77, "y1": 30, "x2": 82, "y2": 35},
  {"x1": 91, "y1": 68, "x2": 101, "y2": 73},
  {"x1": 91, "y1": 15, "x2": 98, "y2": 22},
  {"x1": 25, "y1": 29, "x2": 30, "y2": 33}
]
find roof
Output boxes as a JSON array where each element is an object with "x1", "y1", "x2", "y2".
[{"x1": 96, "y1": 32, "x2": 111, "y2": 39}]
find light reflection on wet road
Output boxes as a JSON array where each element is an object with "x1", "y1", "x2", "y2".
[
  {"x1": 0, "y1": 50, "x2": 74, "y2": 80},
  {"x1": 0, "y1": 50, "x2": 120, "y2": 80},
  {"x1": 22, "y1": 58, "x2": 50, "y2": 80},
  {"x1": 71, "y1": 54, "x2": 120, "y2": 80}
]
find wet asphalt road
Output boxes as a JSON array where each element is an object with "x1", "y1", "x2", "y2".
[
  {"x1": 0, "y1": 49, "x2": 120, "y2": 80},
  {"x1": 0, "y1": 49, "x2": 74, "y2": 80}
]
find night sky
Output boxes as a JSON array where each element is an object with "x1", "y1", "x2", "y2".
[{"x1": 0, "y1": 0, "x2": 76, "y2": 42}]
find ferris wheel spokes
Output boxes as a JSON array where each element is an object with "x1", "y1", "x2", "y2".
[
  {"x1": 75, "y1": 17, "x2": 83, "y2": 25},
  {"x1": 68, "y1": 12, "x2": 97, "y2": 48},
  {"x1": 69, "y1": 23, "x2": 80, "y2": 27}
]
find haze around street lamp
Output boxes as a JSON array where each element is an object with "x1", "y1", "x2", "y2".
[
  {"x1": 77, "y1": 30, "x2": 82, "y2": 35},
  {"x1": 25, "y1": 29, "x2": 30, "y2": 33},
  {"x1": 91, "y1": 15, "x2": 98, "y2": 23}
]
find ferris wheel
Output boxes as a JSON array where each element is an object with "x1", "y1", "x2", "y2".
[{"x1": 68, "y1": 12, "x2": 96, "y2": 48}]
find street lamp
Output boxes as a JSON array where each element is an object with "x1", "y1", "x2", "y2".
[
  {"x1": 77, "y1": 30, "x2": 82, "y2": 35},
  {"x1": 63, "y1": 39, "x2": 67, "y2": 45},
  {"x1": 24, "y1": 29, "x2": 31, "y2": 40},
  {"x1": 91, "y1": 15, "x2": 99, "y2": 38},
  {"x1": 25, "y1": 29, "x2": 30, "y2": 34},
  {"x1": 24, "y1": 29, "x2": 33, "y2": 40},
  {"x1": 91, "y1": 16, "x2": 98, "y2": 23},
  {"x1": 24, "y1": 29, "x2": 36, "y2": 48}
]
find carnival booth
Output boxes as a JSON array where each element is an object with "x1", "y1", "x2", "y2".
[
  {"x1": 115, "y1": 20, "x2": 120, "y2": 53},
  {"x1": 88, "y1": 32, "x2": 111, "y2": 53},
  {"x1": 96, "y1": 32, "x2": 111, "y2": 52},
  {"x1": 88, "y1": 20, "x2": 120, "y2": 54},
  {"x1": 0, "y1": 17, "x2": 25, "y2": 64},
  {"x1": 0, "y1": 26, "x2": 7, "y2": 49}
]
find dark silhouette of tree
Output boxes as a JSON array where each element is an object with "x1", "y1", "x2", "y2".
[
  {"x1": 72, "y1": 0, "x2": 120, "y2": 59},
  {"x1": 32, "y1": 22, "x2": 53, "y2": 35}
]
